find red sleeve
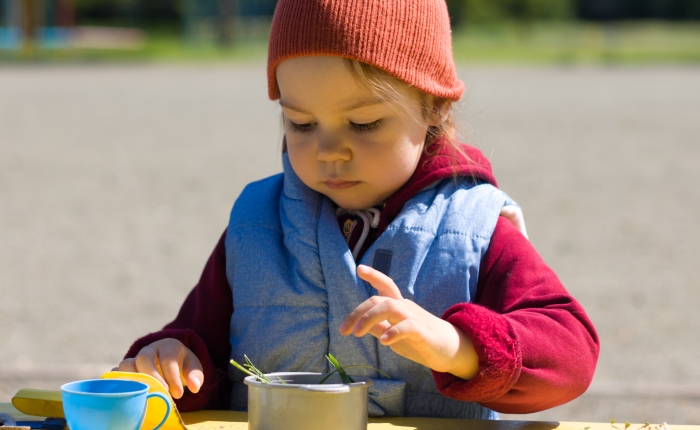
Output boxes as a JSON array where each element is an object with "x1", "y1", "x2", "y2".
[
  {"x1": 124, "y1": 230, "x2": 233, "y2": 411},
  {"x1": 432, "y1": 217, "x2": 600, "y2": 413}
]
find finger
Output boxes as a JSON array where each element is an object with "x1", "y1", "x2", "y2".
[
  {"x1": 133, "y1": 347, "x2": 170, "y2": 393},
  {"x1": 500, "y1": 205, "x2": 528, "y2": 239},
  {"x1": 367, "y1": 320, "x2": 392, "y2": 338},
  {"x1": 379, "y1": 319, "x2": 425, "y2": 345},
  {"x1": 339, "y1": 296, "x2": 386, "y2": 336},
  {"x1": 116, "y1": 358, "x2": 137, "y2": 373},
  {"x1": 352, "y1": 299, "x2": 409, "y2": 337},
  {"x1": 159, "y1": 353, "x2": 186, "y2": 399},
  {"x1": 182, "y1": 352, "x2": 204, "y2": 394},
  {"x1": 357, "y1": 265, "x2": 403, "y2": 300}
]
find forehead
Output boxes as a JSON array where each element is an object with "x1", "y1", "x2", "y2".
[{"x1": 276, "y1": 56, "x2": 380, "y2": 112}]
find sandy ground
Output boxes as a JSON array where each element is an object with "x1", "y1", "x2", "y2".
[{"x1": 1, "y1": 63, "x2": 699, "y2": 423}]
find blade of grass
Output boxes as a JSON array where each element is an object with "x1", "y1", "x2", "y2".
[
  {"x1": 230, "y1": 356, "x2": 271, "y2": 383},
  {"x1": 244, "y1": 354, "x2": 272, "y2": 383},
  {"x1": 326, "y1": 353, "x2": 353, "y2": 384},
  {"x1": 230, "y1": 358, "x2": 267, "y2": 383},
  {"x1": 237, "y1": 355, "x2": 287, "y2": 384},
  {"x1": 318, "y1": 365, "x2": 391, "y2": 384},
  {"x1": 233, "y1": 353, "x2": 382, "y2": 386}
]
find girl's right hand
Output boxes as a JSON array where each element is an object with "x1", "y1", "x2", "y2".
[{"x1": 114, "y1": 338, "x2": 204, "y2": 399}]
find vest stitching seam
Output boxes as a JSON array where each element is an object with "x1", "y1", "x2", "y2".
[{"x1": 385, "y1": 226, "x2": 491, "y2": 239}]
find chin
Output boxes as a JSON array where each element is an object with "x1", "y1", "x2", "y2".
[
  {"x1": 315, "y1": 186, "x2": 384, "y2": 210},
  {"x1": 321, "y1": 193, "x2": 359, "y2": 209},
  {"x1": 329, "y1": 196, "x2": 380, "y2": 211},
  {"x1": 330, "y1": 199, "x2": 362, "y2": 210}
]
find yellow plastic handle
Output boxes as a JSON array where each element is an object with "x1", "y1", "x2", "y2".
[{"x1": 11, "y1": 388, "x2": 65, "y2": 418}]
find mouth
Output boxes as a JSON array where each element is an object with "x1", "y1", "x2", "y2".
[{"x1": 323, "y1": 179, "x2": 360, "y2": 190}]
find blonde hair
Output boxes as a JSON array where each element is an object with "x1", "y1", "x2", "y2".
[{"x1": 343, "y1": 58, "x2": 469, "y2": 164}]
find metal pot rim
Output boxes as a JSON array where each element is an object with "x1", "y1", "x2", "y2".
[{"x1": 243, "y1": 372, "x2": 374, "y2": 389}]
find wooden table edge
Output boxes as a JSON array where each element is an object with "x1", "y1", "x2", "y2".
[{"x1": 2, "y1": 403, "x2": 697, "y2": 430}]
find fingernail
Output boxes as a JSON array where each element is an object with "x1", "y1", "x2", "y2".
[
  {"x1": 193, "y1": 376, "x2": 202, "y2": 389},
  {"x1": 338, "y1": 322, "x2": 347, "y2": 332}
]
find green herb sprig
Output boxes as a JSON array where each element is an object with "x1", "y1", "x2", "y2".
[
  {"x1": 230, "y1": 353, "x2": 389, "y2": 385},
  {"x1": 326, "y1": 353, "x2": 353, "y2": 384},
  {"x1": 319, "y1": 353, "x2": 390, "y2": 384},
  {"x1": 230, "y1": 355, "x2": 286, "y2": 384}
]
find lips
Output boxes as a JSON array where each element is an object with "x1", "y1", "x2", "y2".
[{"x1": 324, "y1": 179, "x2": 360, "y2": 190}]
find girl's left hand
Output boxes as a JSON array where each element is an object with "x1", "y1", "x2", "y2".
[{"x1": 339, "y1": 265, "x2": 479, "y2": 380}]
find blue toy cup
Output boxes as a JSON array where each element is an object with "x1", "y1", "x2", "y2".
[{"x1": 61, "y1": 379, "x2": 171, "y2": 430}]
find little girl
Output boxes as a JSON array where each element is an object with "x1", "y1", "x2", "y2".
[{"x1": 117, "y1": 0, "x2": 599, "y2": 419}]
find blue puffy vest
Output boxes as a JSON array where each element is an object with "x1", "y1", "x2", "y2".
[{"x1": 225, "y1": 154, "x2": 515, "y2": 419}]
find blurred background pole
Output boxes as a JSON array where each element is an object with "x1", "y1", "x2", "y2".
[
  {"x1": 181, "y1": 0, "x2": 195, "y2": 46},
  {"x1": 57, "y1": 0, "x2": 76, "y2": 28},
  {"x1": 20, "y1": 0, "x2": 33, "y2": 54},
  {"x1": 218, "y1": 0, "x2": 235, "y2": 47}
]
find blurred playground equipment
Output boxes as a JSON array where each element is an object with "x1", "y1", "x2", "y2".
[
  {"x1": 1, "y1": 1, "x2": 697, "y2": 62},
  {"x1": 0, "y1": 0, "x2": 145, "y2": 51},
  {"x1": 0, "y1": 0, "x2": 275, "y2": 52},
  {"x1": 0, "y1": 0, "x2": 74, "y2": 50},
  {"x1": 181, "y1": 0, "x2": 276, "y2": 47}
]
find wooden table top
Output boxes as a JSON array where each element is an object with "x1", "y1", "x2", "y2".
[{"x1": 2, "y1": 403, "x2": 696, "y2": 430}]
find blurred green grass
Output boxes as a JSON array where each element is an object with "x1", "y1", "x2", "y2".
[
  {"x1": 1, "y1": 21, "x2": 699, "y2": 64},
  {"x1": 0, "y1": 28, "x2": 268, "y2": 63},
  {"x1": 452, "y1": 21, "x2": 700, "y2": 64}
]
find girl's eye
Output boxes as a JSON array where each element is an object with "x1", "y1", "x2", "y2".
[
  {"x1": 288, "y1": 121, "x2": 316, "y2": 133},
  {"x1": 350, "y1": 120, "x2": 381, "y2": 133}
]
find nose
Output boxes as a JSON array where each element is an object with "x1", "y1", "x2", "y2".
[{"x1": 316, "y1": 133, "x2": 351, "y2": 162}]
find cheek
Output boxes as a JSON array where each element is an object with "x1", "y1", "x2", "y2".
[
  {"x1": 384, "y1": 129, "x2": 427, "y2": 181},
  {"x1": 392, "y1": 147, "x2": 423, "y2": 182},
  {"x1": 360, "y1": 136, "x2": 422, "y2": 187},
  {"x1": 285, "y1": 132, "x2": 312, "y2": 159},
  {"x1": 382, "y1": 125, "x2": 426, "y2": 166},
  {"x1": 358, "y1": 121, "x2": 425, "y2": 157},
  {"x1": 286, "y1": 138, "x2": 320, "y2": 187},
  {"x1": 287, "y1": 144, "x2": 309, "y2": 171}
]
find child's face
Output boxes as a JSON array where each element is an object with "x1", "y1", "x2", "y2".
[{"x1": 277, "y1": 56, "x2": 430, "y2": 210}]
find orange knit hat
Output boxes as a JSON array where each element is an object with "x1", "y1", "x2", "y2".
[{"x1": 267, "y1": 0, "x2": 464, "y2": 102}]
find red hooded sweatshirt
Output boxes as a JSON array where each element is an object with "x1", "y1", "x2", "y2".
[{"x1": 124, "y1": 141, "x2": 599, "y2": 414}]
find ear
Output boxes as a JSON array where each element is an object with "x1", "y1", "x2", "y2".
[{"x1": 426, "y1": 97, "x2": 450, "y2": 127}]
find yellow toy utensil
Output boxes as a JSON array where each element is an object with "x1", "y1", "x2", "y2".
[
  {"x1": 101, "y1": 371, "x2": 187, "y2": 430},
  {"x1": 11, "y1": 389, "x2": 64, "y2": 418}
]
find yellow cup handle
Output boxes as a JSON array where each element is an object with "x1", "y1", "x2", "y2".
[{"x1": 144, "y1": 392, "x2": 171, "y2": 430}]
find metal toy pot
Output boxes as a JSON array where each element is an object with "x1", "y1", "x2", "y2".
[{"x1": 244, "y1": 372, "x2": 373, "y2": 430}]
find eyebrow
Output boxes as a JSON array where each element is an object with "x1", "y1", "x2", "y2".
[{"x1": 279, "y1": 98, "x2": 386, "y2": 114}]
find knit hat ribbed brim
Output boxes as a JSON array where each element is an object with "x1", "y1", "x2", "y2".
[{"x1": 267, "y1": 0, "x2": 464, "y2": 102}]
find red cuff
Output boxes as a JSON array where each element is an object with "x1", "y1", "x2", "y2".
[
  {"x1": 124, "y1": 329, "x2": 226, "y2": 412},
  {"x1": 432, "y1": 303, "x2": 521, "y2": 403}
]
